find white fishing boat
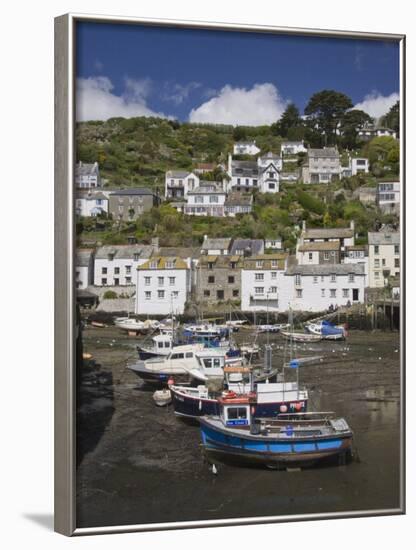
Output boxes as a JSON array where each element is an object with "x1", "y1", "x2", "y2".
[
  {"x1": 257, "y1": 323, "x2": 290, "y2": 333},
  {"x1": 306, "y1": 320, "x2": 347, "y2": 340},
  {"x1": 152, "y1": 389, "x2": 172, "y2": 407},
  {"x1": 127, "y1": 347, "x2": 226, "y2": 385},
  {"x1": 280, "y1": 330, "x2": 322, "y2": 343}
]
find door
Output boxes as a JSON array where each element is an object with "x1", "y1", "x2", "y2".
[{"x1": 352, "y1": 288, "x2": 359, "y2": 301}]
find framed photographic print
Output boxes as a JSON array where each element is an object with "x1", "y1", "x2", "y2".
[{"x1": 54, "y1": 13, "x2": 405, "y2": 536}]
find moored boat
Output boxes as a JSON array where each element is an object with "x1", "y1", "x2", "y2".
[
  {"x1": 200, "y1": 403, "x2": 353, "y2": 468},
  {"x1": 306, "y1": 320, "x2": 347, "y2": 340},
  {"x1": 280, "y1": 330, "x2": 322, "y2": 343},
  {"x1": 153, "y1": 389, "x2": 172, "y2": 407}
]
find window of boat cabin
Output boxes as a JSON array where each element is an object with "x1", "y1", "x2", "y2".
[
  {"x1": 226, "y1": 406, "x2": 249, "y2": 420},
  {"x1": 203, "y1": 357, "x2": 222, "y2": 368},
  {"x1": 171, "y1": 352, "x2": 184, "y2": 359},
  {"x1": 165, "y1": 342, "x2": 171, "y2": 348},
  {"x1": 158, "y1": 341, "x2": 164, "y2": 348},
  {"x1": 185, "y1": 352, "x2": 193, "y2": 358}
]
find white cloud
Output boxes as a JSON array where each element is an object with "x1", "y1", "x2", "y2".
[
  {"x1": 76, "y1": 76, "x2": 169, "y2": 121},
  {"x1": 354, "y1": 91, "x2": 399, "y2": 119},
  {"x1": 189, "y1": 83, "x2": 288, "y2": 126},
  {"x1": 162, "y1": 81, "x2": 201, "y2": 105}
]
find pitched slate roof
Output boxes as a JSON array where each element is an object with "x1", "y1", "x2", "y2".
[
  {"x1": 307, "y1": 147, "x2": 339, "y2": 159},
  {"x1": 303, "y1": 227, "x2": 354, "y2": 239},
  {"x1": 282, "y1": 141, "x2": 304, "y2": 146},
  {"x1": 166, "y1": 170, "x2": 191, "y2": 178},
  {"x1": 108, "y1": 187, "x2": 156, "y2": 196},
  {"x1": 138, "y1": 256, "x2": 188, "y2": 270},
  {"x1": 199, "y1": 255, "x2": 243, "y2": 267},
  {"x1": 76, "y1": 190, "x2": 108, "y2": 200},
  {"x1": 230, "y1": 239, "x2": 264, "y2": 256},
  {"x1": 225, "y1": 193, "x2": 253, "y2": 207},
  {"x1": 95, "y1": 245, "x2": 154, "y2": 260},
  {"x1": 76, "y1": 162, "x2": 99, "y2": 176},
  {"x1": 298, "y1": 241, "x2": 340, "y2": 252},
  {"x1": 368, "y1": 232, "x2": 400, "y2": 245},
  {"x1": 201, "y1": 237, "x2": 232, "y2": 251},
  {"x1": 242, "y1": 254, "x2": 287, "y2": 270},
  {"x1": 76, "y1": 249, "x2": 94, "y2": 267},
  {"x1": 231, "y1": 160, "x2": 259, "y2": 177},
  {"x1": 286, "y1": 264, "x2": 365, "y2": 276},
  {"x1": 187, "y1": 184, "x2": 225, "y2": 195},
  {"x1": 156, "y1": 246, "x2": 200, "y2": 259},
  {"x1": 259, "y1": 151, "x2": 281, "y2": 161}
]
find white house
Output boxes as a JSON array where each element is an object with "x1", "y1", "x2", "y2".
[
  {"x1": 75, "y1": 190, "x2": 108, "y2": 217},
  {"x1": 227, "y1": 153, "x2": 281, "y2": 193},
  {"x1": 136, "y1": 256, "x2": 190, "y2": 315},
  {"x1": 265, "y1": 236, "x2": 283, "y2": 251},
  {"x1": 200, "y1": 236, "x2": 232, "y2": 256},
  {"x1": 341, "y1": 157, "x2": 370, "y2": 178},
  {"x1": 368, "y1": 231, "x2": 400, "y2": 288},
  {"x1": 344, "y1": 245, "x2": 369, "y2": 286},
  {"x1": 165, "y1": 170, "x2": 199, "y2": 199},
  {"x1": 241, "y1": 254, "x2": 287, "y2": 312},
  {"x1": 94, "y1": 245, "x2": 154, "y2": 286},
  {"x1": 184, "y1": 183, "x2": 226, "y2": 216},
  {"x1": 281, "y1": 141, "x2": 307, "y2": 155},
  {"x1": 280, "y1": 264, "x2": 366, "y2": 312},
  {"x1": 76, "y1": 249, "x2": 95, "y2": 289},
  {"x1": 75, "y1": 162, "x2": 101, "y2": 188},
  {"x1": 233, "y1": 141, "x2": 261, "y2": 156},
  {"x1": 377, "y1": 181, "x2": 400, "y2": 213},
  {"x1": 358, "y1": 126, "x2": 397, "y2": 141}
]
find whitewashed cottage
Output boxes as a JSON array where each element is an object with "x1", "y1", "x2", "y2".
[
  {"x1": 94, "y1": 244, "x2": 154, "y2": 287},
  {"x1": 75, "y1": 161, "x2": 101, "y2": 188}
]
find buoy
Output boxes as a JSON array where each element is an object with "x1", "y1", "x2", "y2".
[
  {"x1": 295, "y1": 402, "x2": 302, "y2": 411},
  {"x1": 167, "y1": 378, "x2": 174, "y2": 386},
  {"x1": 211, "y1": 464, "x2": 218, "y2": 475},
  {"x1": 280, "y1": 405, "x2": 287, "y2": 413}
]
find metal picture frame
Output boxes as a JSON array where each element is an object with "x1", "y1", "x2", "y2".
[{"x1": 54, "y1": 13, "x2": 405, "y2": 536}]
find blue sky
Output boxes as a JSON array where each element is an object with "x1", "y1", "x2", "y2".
[{"x1": 76, "y1": 21, "x2": 400, "y2": 125}]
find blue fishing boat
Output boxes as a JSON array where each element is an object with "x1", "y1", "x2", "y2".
[
  {"x1": 200, "y1": 401, "x2": 353, "y2": 468},
  {"x1": 306, "y1": 320, "x2": 347, "y2": 340}
]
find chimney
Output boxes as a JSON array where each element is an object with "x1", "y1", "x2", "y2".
[
  {"x1": 350, "y1": 220, "x2": 355, "y2": 231},
  {"x1": 302, "y1": 220, "x2": 306, "y2": 232},
  {"x1": 151, "y1": 237, "x2": 159, "y2": 252}
]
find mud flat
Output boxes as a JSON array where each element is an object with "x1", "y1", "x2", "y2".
[{"x1": 76, "y1": 326, "x2": 401, "y2": 528}]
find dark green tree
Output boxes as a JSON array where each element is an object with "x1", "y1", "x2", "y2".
[
  {"x1": 304, "y1": 90, "x2": 353, "y2": 145},
  {"x1": 380, "y1": 101, "x2": 399, "y2": 134},
  {"x1": 340, "y1": 109, "x2": 373, "y2": 148},
  {"x1": 272, "y1": 103, "x2": 302, "y2": 137}
]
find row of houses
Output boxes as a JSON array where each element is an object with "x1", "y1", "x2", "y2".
[
  {"x1": 76, "y1": 187, "x2": 160, "y2": 220},
  {"x1": 76, "y1": 224, "x2": 400, "y2": 315}
]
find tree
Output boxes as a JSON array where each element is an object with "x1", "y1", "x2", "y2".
[
  {"x1": 364, "y1": 136, "x2": 399, "y2": 175},
  {"x1": 233, "y1": 126, "x2": 247, "y2": 141},
  {"x1": 340, "y1": 109, "x2": 373, "y2": 149},
  {"x1": 272, "y1": 103, "x2": 302, "y2": 138},
  {"x1": 380, "y1": 101, "x2": 399, "y2": 134},
  {"x1": 304, "y1": 90, "x2": 353, "y2": 145}
]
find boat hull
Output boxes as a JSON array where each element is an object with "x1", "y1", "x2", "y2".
[
  {"x1": 172, "y1": 388, "x2": 308, "y2": 419},
  {"x1": 200, "y1": 419, "x2": 353, "y2": 468}
]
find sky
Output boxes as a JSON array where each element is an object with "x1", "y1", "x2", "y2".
[{"x1": 76, "y1": 21, "x2": 400, "y2": 125}]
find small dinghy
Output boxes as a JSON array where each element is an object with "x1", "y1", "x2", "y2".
[{"x1": 153, "y1": 389, "x2": 172, "y2": 407}]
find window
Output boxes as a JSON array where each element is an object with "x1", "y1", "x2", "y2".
[
  {"x1": 256, "y1": 261, "x2": 263, "y2": 268},
  {"x1": 227, "y1": 407, "x2": 248, "y2": 420},
  {"x1": 321, "y1": 289, "x2": 325, "y2": 297},
  {"x1": 295, "y1": 274, "x2": 301, "y2": 286},
  {"x1": 382, "y1": 259, "x2": 386, "y2": 267},
  {"x1": 144, "y1": 276, "x2": 151, "y2": 286},
  {"x1": 268, "y1": 171, "x2": 275, "y2": 179},
  {"x1": 209, "y1": 195, "x2": 219, "y2": 203},
  {"x1": 114, "y1": 267, "x2": 120, "y2": 274},
  {"x1": 308, "y1": 252, "x2": 313, "y2": 261},
  {"x1": 171, "y1": 353, "x2": 184, "y2": 360},
  {"x1": 208, "y1": 276, "x2": 215, "y2": 283},
  {"x1": 230, "y1": 262, "x2": 237, "y2": 269},
  {"x1": 233, "y1": 289, "x2": 239, "y2": 297},
  {"x1": 158, "y1": 290, "x2": 165, "y2": 299},
  {"x1": 348, "y1": 274, "x2": 355, "y2": 283},
  {"x1": 208, "y1": 262, "x2": 214, "y2": 270},
  {"x1": 296, "y1": 289, "x2": 303, "y2": 298},
  {"x1": 169, "y1": 277, "x2": 175, "y2": 285},
  {"x1": 271, "y1": 272, "x2": 277, "y2": 279},
  {"x1": 228, "y1": 276, "x2": 235, "y2": 284},
  {"x1": 126, "y1": 265, "x2": 131, "y2": 274},
  {"x1": 204, "y1": 290, "x2": 210, "y2": 297},
  {"x1": 150, "y1": 261, "x2": 157, "y2": 269},
  {"x1": 374, "y1": 259, "x2": 380, "y2": 268},
  {"x1": 237, "y1": 178, "x2": 241, "y2": 185},
  {"x1": 375, "y1": 271, "x2": 380, "y2": 279},
  {"x1": 324, "y1": 252, "x2": 329, "y2": 260},
  {"x1": 133, "y1": 253, "x2": 140, "y2": 262},
  {"x1": 255, "y1": 273, "x2": 264, "y2": 281},
  {"x1": 330, "y1": 274, "x2": 336, "y2": 282},
  {"x1": 172, "y1": 291, "x2": 179, "y2": 299},
  {"x1": 245, "y1": 179, "x2": 249, "y2": 185},
  {"x1": 330, "y1": 289, "x2": 336, "y2": 298},
  {"x1": 394, "y1": 245, "x2": 399, "y2": 255},
  {"x1": 114, "y1": 278, "x2": 119, "y2": 286},
  {"x1": 268, "y1": 183, "x2": 275, "y2": 190},
  {"x1": 343, "y1": 289, "x2": 349, "y2": 298},
  {"x1": 271, "y1": 260, "x2": 278, "y2": 268},
  {"x1": 270, "y1": 286, "x2": 277, "y2": 294},
  {"x1": 253, "y1": 179, "x2": 258, "y2": 186},
  {"x1": 313, "y1": 276, "x2": 318, "y2": 283},
  {"x1": 101, "y1": 278, "x2": 107, "y2": 285},
  {"x1": 195, "y1": 196, "x2": 204, "y2": 203},
  {"x1": 185, "y1": 352, "x2": 193, "y2": 358},
  {"x1": 158, "y1": 276, "x2": 164, "y2": 286},
  {"x1": 126, "y1": 277, "x2": 132, "y2": 284},
  {"x1": 217, "y1": 290, "x2": 224, "y2": 300},
  {"x1": 395, "y1": 258, "x2": 400, "y2": 268},
  {"x1": 255, "y1": 287, "x2": 264, "y2": 295},
  {"x1": 101, "y1": 267, "x2": 107, "y2": 274},
  {"x1": 374, "y1": 245, "x2": 379, "y2": 255},
  {"x1": 166, "y1": 261, "x2": 174, "y2": 269},
  {"x1": 321, "y1": 275, "x2": 325, "y2": 282}
]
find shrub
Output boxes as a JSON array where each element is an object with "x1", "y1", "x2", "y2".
[{"x1": 103, "y1": 290, "x2": 118, "y2": 299}]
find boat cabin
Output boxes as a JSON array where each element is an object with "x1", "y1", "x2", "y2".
[
  {"x1": 151, "y1": 333, "x2": 173, "y2": 353},
  {"x1": 196, "y1": 350, "x2": 226, "y2": 377},
  {"x1": 220, "y1": 400, "x2": 251, "y2": 427}
]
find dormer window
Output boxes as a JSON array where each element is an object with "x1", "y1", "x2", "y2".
[
  {"x1": 166, "y1": 261, "x2": 174, "y2": 269},
  {"x1": 133, "y1": 253, "x2": 140, "y2": 262},
  {"x1": 256, "y1": 260, "x2": 263, "y2": 268},
  {"x1": 150, "y1": 261, "x2": 158, "y2": 269},
  {"x1": 271, "y1": 260, "x2": 278, "y2": 268},
  {"x1": 108, "y1": 253, "x2": 115, "y2": 261}
]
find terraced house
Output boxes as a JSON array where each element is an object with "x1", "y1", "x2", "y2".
[
  {"x1": 196, "y1": 254, "x2": 243, "y2": 305},
  {"x1": 108, "y1": 188, "x2": 160, "y2": 221},
  {"x1": 301, "y1": 147, "x2": 341, "y2": 184},
  {"x1": 136, "y1": 256, "x2": 191, "y2": 315},
  {"x1": 94, "y1": 244, "x2": 154, "y2": 286},
  {"x1": 241, "y1": 254, "x2": 287, "y2": 312},
  {"x1": 164, "y1": 170, "x2": 199, "y2": 198}
]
